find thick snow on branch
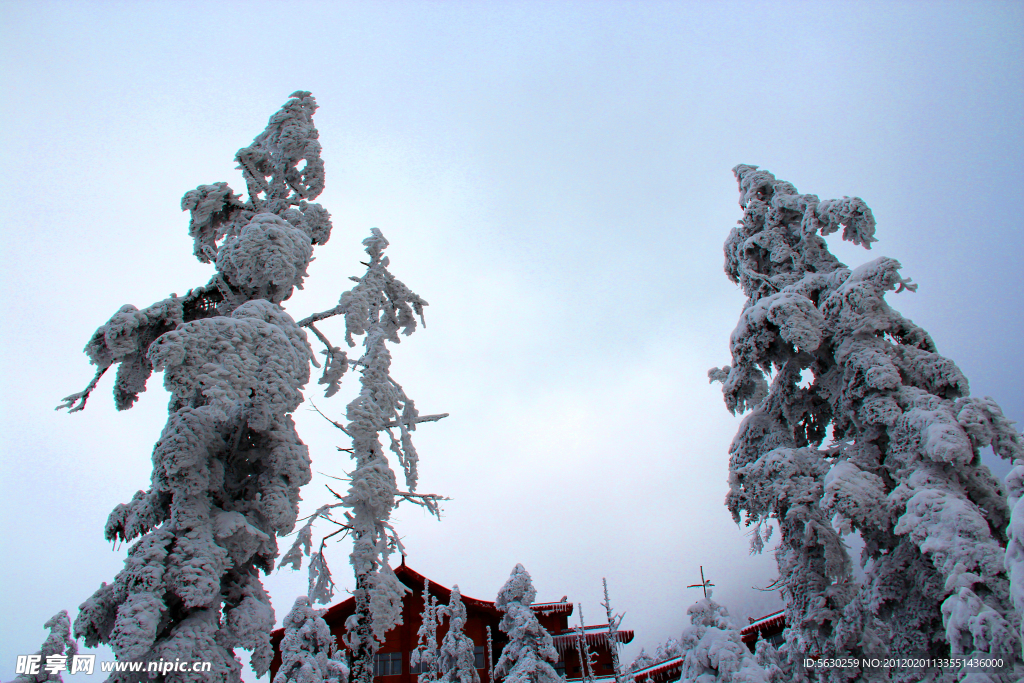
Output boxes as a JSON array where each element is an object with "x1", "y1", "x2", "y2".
[
  {"x1": 149, "y1": 299, "x2": 313, "y2": 429},
  {"x1": 712, "y1": 166, "x2": 1024, "y2": 679}
]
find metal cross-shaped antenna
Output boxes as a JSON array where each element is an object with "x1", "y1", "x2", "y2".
[{"x1": 686, "y1": 565, "x2": 714, "y2": 599}]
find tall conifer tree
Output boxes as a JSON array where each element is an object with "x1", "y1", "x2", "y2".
[
  {"x1": 493, "y1": 565, "x2": 561, "y2": 683},
  {"x1": 711, "y1": 165, "x2": 1024, "y2": 681},
  {"x1": 438, "y1": 586, "x2": 480, "y2": 683},
  {"x1": 284, "y1": 228, "x2": 446, "y2": 683},
  {"x1": 61, "y1": 92, "x2": 331, "y2": 680}
]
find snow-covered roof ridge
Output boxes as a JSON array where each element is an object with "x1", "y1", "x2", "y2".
[
  {"x1": 739, "y1": 610, "x2": 785, "y2": 636},
  {"x1": 313, "y1": 563, "x2": 573, "y2": 624},
  {"x1": 550, "y1": 627, "x2": 635, "y2": 655},
  {"x1": 532, "y1": 599, "x2": 574, "y2": 615},
  {"x1": 630, "y1": 655, "x2": 684, "y2": 680}
]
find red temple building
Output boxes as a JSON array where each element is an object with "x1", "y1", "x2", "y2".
[{"x1": 270, "y1": 562, "x2": 634, "y2": 682}]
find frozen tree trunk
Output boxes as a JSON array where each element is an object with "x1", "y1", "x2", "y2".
[
  {"x1": 711, "y1": 165, "x2": 1024, "y2": 681},
  {"x1": 572, "y1": 606, "x2": 596, "y2": 683},
  {"x1": 486, "y1": 626, "x2": 495, "y2": 683},
  {"x1": 274, "y1": 596, "x2": 347, "y2": 683},
  {"x1": 60, "y1": 92, "x2": 332, "y2": 681},
  {"x1": 493, "y1": 564, "x2": 562, "y2": 683}
]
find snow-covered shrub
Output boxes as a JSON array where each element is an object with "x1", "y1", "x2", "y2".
[
  {"x1": 711, "y1": 165, "x2": 1024, "y2": 681},
  {"x1": 626, "y1": 648, "x2": 655, "y2": 675}
]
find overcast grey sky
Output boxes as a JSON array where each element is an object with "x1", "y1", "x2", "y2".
[{"x1": 2, "y1": 1, "x2": 1022, "y2": 679}]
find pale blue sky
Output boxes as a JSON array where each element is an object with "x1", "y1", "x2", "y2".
[{"x1": 2, "y1": 1, "x2": 1022, "y2": 679}]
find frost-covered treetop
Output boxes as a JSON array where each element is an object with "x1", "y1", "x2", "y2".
[
  {"x1": 60, "y1": 92, "x2": 331, "y2": 415},
  {"x1": 725, "y1": 164, "x2": 876, "y2": 302},
  {"x1": 183, "y1": 90, "x2": 331, "y2": 265},
  {"x1": 15, "y1": 611, "x2": 78, "y2": 683},
  {"x1": 683, "y1": 596, "x2": 732, "y2": 631},
  {"x1": 438, "y1": 586, "x2": 479, "y2": 683},
  {"x1": 676, "y1": 596, "x2": 768, "y2": 683},
  {"x1": 496, "y1": 564, "x2": 537, "y2": 614},
  {"x1": 493, "y1": 564, "x2": 560, "y2": 683}
]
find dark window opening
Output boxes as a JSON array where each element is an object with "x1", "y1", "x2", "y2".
[{"x1": 375, "y1": 652, "x2": 402, "y2": 677}]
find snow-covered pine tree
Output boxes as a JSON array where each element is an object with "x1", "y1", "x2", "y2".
[
  {"x1": 274, "y1": 596, "x2": 347, "y2": 683},
  {"x1": 60, "y1": 92, "x2": 331, "y2": 680},
  {"x1": 626, "y1": 648, "x2": 655, "y2": 675},
  {"x1": 411, "y1": 578, "x2": 445, "y2": 683},
  {"x1": 438, "y1": 586, "x2": 480, "y2": 683},
  {"x1": 753, "y1": 640, "x2": 786, "y2": 683},
  {"x1": 13, "y1": 611, "x2": 79, "y2": 683},
  {"x1": 493, "y1": 564, "x2": 562, "y2": 683},
  {"x1": 710, "y1": 165, "x2": 1024, "y2": 681},
  {"x1": 651, "y1": 638, "x2": 682, "y2": 666},
  {"x1": 676, "y1": 594, "x2": 767, "y2": 683},
  {"x1": 600, "y1": 579, "x2": 624, "y2": 683},
  {"x1": 282, "y1": 228, "x2": 446, "y2": 683}
]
